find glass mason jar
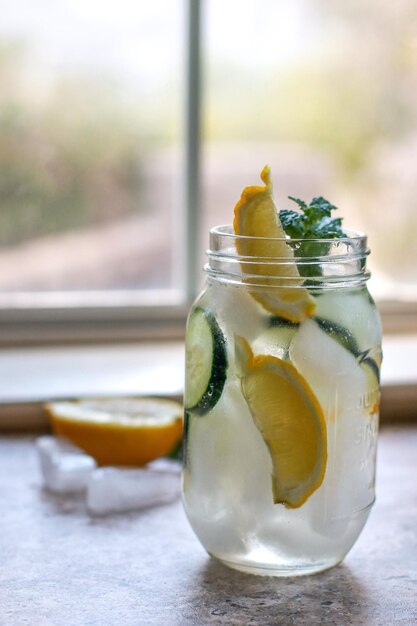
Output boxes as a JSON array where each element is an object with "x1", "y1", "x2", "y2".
[{"x1": 182, "y1": 225, "x2": 382, "y2": 576}]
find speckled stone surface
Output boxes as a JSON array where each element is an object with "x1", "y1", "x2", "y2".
[{"x1": 1, "y1": 427, "x2": 416, "y2": 626}]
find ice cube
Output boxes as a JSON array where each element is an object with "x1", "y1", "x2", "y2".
[
  {"x1": 290, "y1": 320, "x2": 377, "y2": 525},
  {"x1": 213, "y1": 281, "x2": 265, "y2": 342},
  {"x1": 37, "y1": 436, "x2": 96, "y2": 494},
  {"x1": 86, "y1": 459, "x2": 181, "y2": 516}
]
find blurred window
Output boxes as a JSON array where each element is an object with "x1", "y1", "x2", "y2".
[
  {"x1": 202, "y1": 0, "x2": 417, "y2": 309},
  {"x1": 0, "y1": 0, "x2": 186, "y2": 322},
  {"x1": 1, "y1": 0, "x2": 416, "y2": 342}
]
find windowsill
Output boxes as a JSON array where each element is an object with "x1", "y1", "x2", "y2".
[
  {"x1": 0, "y1": 342, "x2": 184, "y2": 430},
  {"x1": 0, "y1": 335, "x2": 416, "y2": 430}
]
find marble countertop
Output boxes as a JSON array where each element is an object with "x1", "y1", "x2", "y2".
[{"x1": 1, "y1": 426, "x2": 416, "y2": 626}]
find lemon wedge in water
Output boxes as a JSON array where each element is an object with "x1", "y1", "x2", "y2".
[
  {"x1": 236, "y1": 336, "x2": 327, "y2": 508},
  {"x1": 233, "y1": 165, "x2": 315, "y2": 323}
]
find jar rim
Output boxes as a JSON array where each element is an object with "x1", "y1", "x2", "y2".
[
  {"x1": 210, "y1": 224, "x2": 367, "y2": 244},
  {"x1": 206, "y1": 224, "x2": 370, "y2": 288}
]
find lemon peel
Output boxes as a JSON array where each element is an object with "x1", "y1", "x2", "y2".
[{"x1": 233, "y1": 165, "x2": 316, "y2": 323}]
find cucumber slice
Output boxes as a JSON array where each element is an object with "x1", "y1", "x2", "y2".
[
  {"x1": 269, "y1": 314, "x2": 360, "y2": 359},
  {"x1": 361, "y1": 357, "x2": 380, "y2": 385},
  {"x1": 290, "y1": 318, "x2": 381, "y2": 400},
  {"x1": 185, "y1": 307, "x2": 228, "y2": 416},
  {"x1": 252, "y1": 316, "x2": 299, "y2": 360},
  {"x1": 314, "y1": 318, "x2": 381, "y2": 384},
  {"x1": 358, "y1": 347, "x2": 382, "y2": 385},
  {"x1": 314, "y1": 317, "x2": 359, "y2": 356},
  {"x1": 269, "y1": 315, "x2": 300, "y2": 329},
  {"x1": 182, "y1": 410, "x2": 190, "y2": 467},
  {"x1": 314, "y1": 288, "x2": 382, "y2": 352}
]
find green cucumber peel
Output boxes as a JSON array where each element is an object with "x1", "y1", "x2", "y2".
[
  {"x1": 185, "y1": 308, "x2": 228, "y2": 416},
  {"x1": 268, "y1": 315, "x2": 381, "y2": 383}
]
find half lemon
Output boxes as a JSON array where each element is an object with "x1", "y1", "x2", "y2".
[{"x1": 45, "y1": 397, "x2": 183, "y2": 466}]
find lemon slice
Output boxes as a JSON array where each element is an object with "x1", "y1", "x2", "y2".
[
  {"x1": 233, "y1": 165, "x2": 315, "y2": 323},
  {"x1": 236, "y1": 336, "x2": 327, "y2": 508},
  {"x1": 45, "y1": 397, "x2": 183, "y2": 466}
]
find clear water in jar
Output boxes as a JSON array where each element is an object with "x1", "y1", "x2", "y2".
[{"x1": 182, "y1": 281, "x2": 382, "y2": 576}]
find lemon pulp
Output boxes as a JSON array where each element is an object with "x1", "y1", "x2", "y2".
[{"x1": 46, "y1": 397, "x2": 183, "y2": 466}]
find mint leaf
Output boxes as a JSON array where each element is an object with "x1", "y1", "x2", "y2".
[
  {"x1": 305, "y1": 196, "x2": 337, "y2": 218},
  {"x1": 287, "y1": 196, "x2": 308, "y2": 211},
  {"x1": 311, "y1": 216, "x2": 344, "y2": 238},
  {"x1": 279, "y1": 195, "x2": 345, "y2": 278},
  {"x1": 280, "y1": 195, "x2": 344, "y2": 240},
  {"x1": 278, "y1": 209, "x2": 306, "y2": 238}
]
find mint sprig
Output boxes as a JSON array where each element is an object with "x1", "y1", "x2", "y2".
[
  {"x1": 279, "y1": 196, "x2": 344, "y2": 240},
  {"x1": 279, "y1": 196, "x2": 345, "y2": 279}
]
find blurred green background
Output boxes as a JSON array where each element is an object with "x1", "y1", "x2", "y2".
[{"x1": 0, "y1": 0, "x2": 416, "y2": 295}]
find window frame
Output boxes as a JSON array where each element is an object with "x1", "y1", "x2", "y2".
[
  {"x1": 0, "y1": 0, "x2": 202, "y2": 346},
  {"x1": 0, "y1": 0, "x2": 416, "y2": 347},
  {"x1": 0, "y1": 291, "x2": 189, "y2": 345},
  {"x1": 378, "y1": 300, "x2": 417, "y2": 335}
]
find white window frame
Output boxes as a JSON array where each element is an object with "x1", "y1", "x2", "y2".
[
  {"x1": 0, "y1": 0, "x2": 202, "y2": 346},
  {"x1": 0, "y1": 0, "x2": 415, "y2": 346}
]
